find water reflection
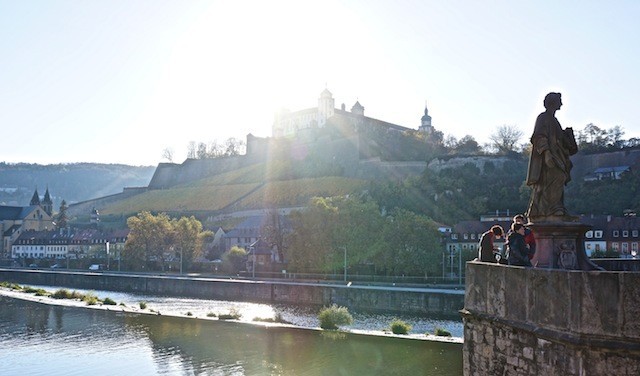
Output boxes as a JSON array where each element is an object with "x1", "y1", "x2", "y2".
[{"x1": 0, "y1": 296, "x2": 463, "y2": 375}]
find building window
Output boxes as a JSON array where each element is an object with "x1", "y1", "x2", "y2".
[
  {"x1": 613, "y1": 230, "x2": 619, "y2": 237},
  {"x1": 470, "y1": 244, "x2": 475, "y2": 250},
  {"x1": 612, "y1": 242, "x2": 619, "y2": 251},
  {"x1": 471, "y1": 234, "x2": 476, "y2": 240},
  {"x1": 633, "y1": 230, "x2": 639, "y2": 237},
  {"x1": 622, "y1": 243, "x2": 629, "y2": 253},
  {"x1": 585, "y1": 231, "x2": 593, "y2": 238},
  {"x1": 623, "y1": 230, "x2": 629, "y2": 237},
  {"x1": 595, "y1": 231, "x2": 603, "y2": 238},
  {"x1": 462, "y1": 244, "x2": 468, "y2": 249},
  {"x1": 632, "y1": 243, "x2": 638, "y2": 253},
  {"x1": 463, "y1": 234, "x2": 469, "y2": 240},
  {"x1": 451, "y1": 234, "x2": 458, "y2": 240}
]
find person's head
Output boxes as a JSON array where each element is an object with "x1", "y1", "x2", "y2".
[
  {"x1": 544, "y1": 92, "x2": 562, "y2": 111},
  {"x1": 512, "y1": 223, "x2": 525, "y2": 235},
  {"x1": 513, "y1": 214, "x2": 526, "y2": 225},
  {"x1": 490, "y1": 225, "x2": 503, "y2": 239}
]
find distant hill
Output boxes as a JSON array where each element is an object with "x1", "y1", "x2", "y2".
[{"x1": 0, "y1": 162, "x2": 156, "y2": 208}]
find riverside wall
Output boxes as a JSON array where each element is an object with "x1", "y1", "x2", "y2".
[
  {"x1": 461, "y1": 262, "x2": 640, "y2": 375},
  {"x1": 0, "y1": 269, "x2": 463, "y2": 317}
]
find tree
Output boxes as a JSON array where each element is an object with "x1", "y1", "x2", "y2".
[
  {"x1": 124, "y1": 211, "x2": 173, "y2": 270},
  {"x1": 455, "y1": 135, "x2": 480, "y2": 154},
  {"x1": 262, "y1": 208, "x2": 287, "y2": 262},
  {"x1": 377, "y1": 209, "x2": 442, "y2": 277},
  {"x1": 172, "y1": 216, "x2": 213, "y2": 271},
  {"x1": 489, "y1": 125, "x2": 523, "y2": 154},
  {"x1": 187, "y1": 141, "x2": 197, "y2": 159},
  {"x1": 161, "y1": 148, "x2": 174, "y2": 163},
  {"x1": 222, "y1": 245, "x2": 247, "y2": 273},
  {"x1": 197, "y1": 142, "x2": 208, "y2": 159},
  {"x1": 55, "y1": 200, "x2": 68, "y2": 229}
]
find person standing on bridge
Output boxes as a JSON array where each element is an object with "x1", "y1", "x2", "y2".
[{"x1": 478, "y1": 225, "x2": 504, "y2": 263}]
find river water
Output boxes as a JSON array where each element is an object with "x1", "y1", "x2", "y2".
[{"x1": 0, "y1": 286, "x2": 464, "y2": 375}]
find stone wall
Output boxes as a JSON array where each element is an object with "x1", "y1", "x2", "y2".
[
  {"x1": 0, "y1": 269, "x2": 464, "y2": 317},
  {"x1": 462, "y1": 262, "x2": 640, "y2": 375}
]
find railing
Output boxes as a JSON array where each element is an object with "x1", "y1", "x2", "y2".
[{"x1": 238, "y1": 271, "x2": 465, "y2": 286}]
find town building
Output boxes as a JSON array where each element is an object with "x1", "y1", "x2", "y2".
[
  {"x1": 0, "y1": 188, "x2": 55, "y2": 258},
  {"x1": 11, "y1": 228, "x2": 128, "y2": 261}
]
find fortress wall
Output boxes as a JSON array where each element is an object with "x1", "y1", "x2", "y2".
[{"x1": 462, "y1": 262, "x2": 640, "y2": 375}]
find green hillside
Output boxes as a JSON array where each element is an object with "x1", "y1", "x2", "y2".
[{"x1": 101, "y1": 160, "x2": 367, "y2": 216}]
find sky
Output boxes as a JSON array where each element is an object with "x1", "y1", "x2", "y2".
[{"x1": 1, "y1": 0, "x2": 639, "y2": 166}]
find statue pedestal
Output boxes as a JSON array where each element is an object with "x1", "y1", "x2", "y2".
[{"x1": 528, "y1": 221, "x2": 603, "y2": 270}]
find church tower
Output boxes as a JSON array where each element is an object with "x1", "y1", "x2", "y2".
[
  {"x1": 419, "y1": 103, "x2": 433, "y2": 133},
  {"x1": 30, "y1": 189, "x2": 41, "y2": 206},
  {"x1": 42, "y1": 187, "x2": 53, "y2": 216}
]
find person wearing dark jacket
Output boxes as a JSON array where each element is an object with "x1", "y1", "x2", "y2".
[
  {"x1": 478, "y1": 225, "x2": 504, "y2": 262},
  {"x1": 507, "y1": 223, "x2": 532, "y2": 267},
  {"x1": 512, "y1": 214, "x2": 536, "y2": 260}
]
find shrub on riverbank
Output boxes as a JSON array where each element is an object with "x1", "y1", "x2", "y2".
[
  {"x1": 82, "y1": 292, "x2": 99, "y2": 305},
  {"x1": 51, "y1": 289, "x2": 83, "y2": 300},
  {"x1": 253, "y1": 313, "x2": 292, "y2": 324},
  {"x1": 318, "y1": 305, "x2": 353, "y2": 330},
  {"x1": 1, "y1": 281, "x2": 23, "y2": 290},
  {"x1": 139, "y1": 301, "x2": 147, "y2": 309},
  {"x1": 434, "y1": 327, "x2": 452, "y2": 337},
  {"x1": 103, "y1": 297, "x2": 117, "y2": 305},
  {"x1": 390, "y1": 319, "x2": 411, "y2": 335},
  {"x1": 218, "y1": 307, "x2": 242, "y2": 320}
]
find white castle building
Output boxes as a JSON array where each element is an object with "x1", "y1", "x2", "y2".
[{"x1": 272, "y1": 89, "x2": 433, "y2": 138}]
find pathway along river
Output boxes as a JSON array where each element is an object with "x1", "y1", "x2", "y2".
[{"x1": 0, "y1": 285, "x2": 463, "y2": 375}]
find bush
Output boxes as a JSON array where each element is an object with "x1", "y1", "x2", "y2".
[
  {"x1": 218, "y1": 307, "x2": 242, "y2": 320},
  {"x1": 52, "y1": 289, "x2": 74, "y2": 299},
  {"x1": 24, "y1": 286, "x2": 48, "y2": 295},
  {"x1": 186, "y1": 311, "x2": 193, "y2": 316},
  {"x1": 206, "y1": 312, "x2": 216, "y2": 317},
  {"x1": 390, "y1": 319, "x2": 412, "y2": 335},
  {"x1": 318, "y1": 304, "x2": 353, "y2": 330},
  {"x1": 434, "y1": 327, "x2": 452, "y2": 337},
  {"x1": 139, "y1": 302, "x2": 147, "y2": 309},
  {"x1": 103, "y1": 297, "x2": 117, "y2": 305},
  {"x1": 82, "y1": 292, "x2": 99, "y2": 305}
]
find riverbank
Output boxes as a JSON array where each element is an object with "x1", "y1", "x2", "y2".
[{"x1": 0, "y1": 284, "x2": 462, "y2": 344}]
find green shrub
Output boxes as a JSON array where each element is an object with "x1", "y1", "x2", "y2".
[
  {"x1": 253, "y1": 313, "x2": 292, "y2": 324},
  {"x1": 52, "y1": 289, "x2": 74, "y2": 299},
  {"x1": 206, "y1": 312, "x2": 216, "y2": 317},
  {"x1": 318, "y1": 304, "x2": 353, "y2": 330},
  {"x1": 119, "y1": 302, "x2": 127, "y2": 307},
  {"x1": 390, "y1": 319, "x2": 412, "y2": 335},
  {"x1": 26, "y1": 286, "x2": 52, "y2": 295},
  {"x1": 82, "y1": 292, "x2": 99, "y2": 305},
  {"x1": 0, "y1": 281, "x2": 22, "y2": 290},
  {"x1": 186, "y1": 311, "x2": 193, "y2": 316},
  {"x1": 218, "y1": 307, "x2": 242, "y2": 320},
  {"x1": 103, "y1": 297, "x2": 117, "y2": 305},
  {"x1": 434, "y1": 327, "x2": 452, "y2": 337},
  {"x1": 139, "y1": 301, "x2": 147, "y2": 309}
]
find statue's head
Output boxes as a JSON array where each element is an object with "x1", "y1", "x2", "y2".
[{"x1": 543, "y1": 92, "x2": 562, "y2": 111}]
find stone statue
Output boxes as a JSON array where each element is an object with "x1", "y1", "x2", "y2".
[{"x1": 526, "y1": 92, "x2": 578, "y2": 221}]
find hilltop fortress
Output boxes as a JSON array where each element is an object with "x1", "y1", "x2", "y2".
[{"x1": 147, "y1": 89, "x2": 437, "y2": 190}]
